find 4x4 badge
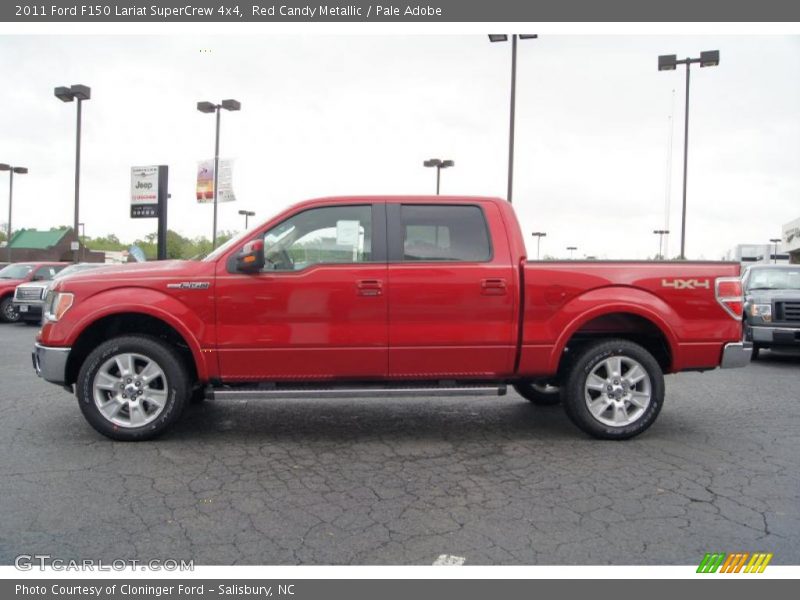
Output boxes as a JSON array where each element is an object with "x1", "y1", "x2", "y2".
[{"x1": 661, "y1": 278, "x2": 710, "y2": 290}]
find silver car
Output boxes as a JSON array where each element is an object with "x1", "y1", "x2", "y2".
[{"x1": 13, "y1": 263, "x2": 109, "y2": 324}]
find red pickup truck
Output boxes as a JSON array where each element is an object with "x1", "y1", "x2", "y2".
[{"x1": 33, "y1": 196, "x2": 750, "y2": 441}]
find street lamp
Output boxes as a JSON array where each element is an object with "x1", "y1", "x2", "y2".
[
  {"x1": 567, "y1": 246, "x2": 577, "y2": 259},
  {"x1": 78, "y1": 222, "x2": 86, "y2": 261},
  {"x1": 531, "y1": 231, "x2": 546, "y2": 260},
  {"x1": 54, "y1": 84, "x2": 91, "y2": 263},
  {"x1": 653, "y1": 229, "x2": 670, "y2": 260},
  {"x1": 488, "y1": 34, "x2": 538, "y2": 204},
  {"x1": 658, "y1": 50, "x2": 719, "y2": 260},
  {"x1": 422, "y1": 158, "x2": 454, "y2": 195},
  {"x1": 238, "y1": 209, "x2": 255, "y2": 229},
  {"x1": 0, "y1": 164, "x2": 28, "y2": 262},
  {"x1": 769, "y1": 238, "x2": 782, "y2": 264},
  {"x1": 197, "y1": 98, "x2": 241, "y2": 248}
]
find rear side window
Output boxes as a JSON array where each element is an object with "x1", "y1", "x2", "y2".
[{"x1": 400, "y1": 205, "x2": 491, "y2": 262}]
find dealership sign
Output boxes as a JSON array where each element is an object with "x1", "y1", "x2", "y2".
[{"x1": 130, "y1": 165, "x2": 160, "y2": 218}]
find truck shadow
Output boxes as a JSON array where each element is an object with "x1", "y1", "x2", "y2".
[{"x1": 171, "y1": 396, "x2": 586, "y2": 443}]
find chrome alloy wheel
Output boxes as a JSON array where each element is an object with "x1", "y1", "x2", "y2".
[
  {"x1": 92, "y1": 353, "x2": 168, "y2": 428},
  {"x1": 584, "y1": 355, "x2": 652, "y2": 427}
]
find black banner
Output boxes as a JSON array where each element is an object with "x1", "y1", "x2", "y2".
[{"x1": 3, "y1": 0, "x2": 800, "y2": 22}]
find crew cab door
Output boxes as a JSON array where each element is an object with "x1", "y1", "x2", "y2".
[
  {"x1": 215, "y1": 202, "x2": 388, "y2": 380},
  {"x1": 386, "y1": 201, "x2": 517, "y2": 378}
]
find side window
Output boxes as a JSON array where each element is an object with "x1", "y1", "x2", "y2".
[
  {"x1": 33, "y1": 266, "x2": 56, "y2": 280},
  {"x1": 261, "y1": 205, "x2": 373, "y2": 271},
  {"x1": 400, "y1": 205, "x2": 491, "y2": 262}
]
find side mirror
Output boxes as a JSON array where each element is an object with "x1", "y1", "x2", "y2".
[{"x1": 235, "y1": 239, "x2": 265, "y2": 273}]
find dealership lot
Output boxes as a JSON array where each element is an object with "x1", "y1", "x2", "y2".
[{"x1": 1, "y1": 324, "x2": 798, "y2": 565}]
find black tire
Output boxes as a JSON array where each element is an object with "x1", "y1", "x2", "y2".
[
  {"x1": 562, "y1": 339, "x2": 664, "y2": 440},
  {"x1": 0, "y1": 296, "x2": 20, "y2": 323},
  {"x1": 751, "y1": 344, "x2": 761, "y2": 360},
  {"x1": 76, "y1": 335, "x2": 189, "y2": 441},
  {"x1": 513, "y1": 381, "x2": 561, "y2": 406}
]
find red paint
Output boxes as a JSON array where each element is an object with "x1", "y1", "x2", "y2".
[{"x1": 37, "y1": 197, "x2": 744, "y2": 385}]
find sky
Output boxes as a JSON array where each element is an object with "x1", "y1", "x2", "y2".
[{"x1": 0, "y1": 33, "x2": 798, "y2": 260}]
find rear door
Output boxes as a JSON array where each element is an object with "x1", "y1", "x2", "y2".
[
  {"x1": 386, "y1": 201, "x2": 517, "y2": 378},
  {"x1": 215, "y1": 202, "x2": 388, "y2": 381}
]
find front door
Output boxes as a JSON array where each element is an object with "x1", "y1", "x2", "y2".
[{"x1": 215, "y1": 203, "x2": 388, "y2": 381}]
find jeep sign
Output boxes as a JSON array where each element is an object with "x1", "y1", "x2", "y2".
[{"x1": 131, "y1": 165, "x2": 160, "y2": 218}]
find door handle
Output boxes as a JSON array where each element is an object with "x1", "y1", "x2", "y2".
[
  {"x1": 481, "y1": 278, "x2": 507, "y2": 295},
  {"x1": 357, "y1": 279, "x2": 383, "y2": 296}
]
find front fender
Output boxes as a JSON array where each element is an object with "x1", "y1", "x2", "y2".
[{"x1": 39, "y1": 287, "x2": 212, "y2": 380}]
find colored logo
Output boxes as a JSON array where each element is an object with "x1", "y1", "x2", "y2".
[{"x1": 697, "y1": 552, "x2": 773, "y2": 573}]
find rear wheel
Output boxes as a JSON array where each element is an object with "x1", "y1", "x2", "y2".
[
  {"x1": 76, "y1": 335, "x2": 189, "y2": 441},
  {"x1": 0, "y1": 296, "x2": 20, "y2": 323},
  {"x1": 513, "y1": 381, "x2": 561, "y2": 406},
  {"x1": 562, "y1": 339, "x2": 664, "y2": 440}
]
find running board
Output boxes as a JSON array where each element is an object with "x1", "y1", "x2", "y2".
[{"x1": 208, "y1": 384, "x2": 507, "y2": 401}]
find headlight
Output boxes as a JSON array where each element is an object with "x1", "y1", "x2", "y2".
[
  {"x1": 43, "y1": 291, "x2": 74, "y2": 322},
  {"x1": 747, "y1": 303, "x2": 772, "y2": 322}
]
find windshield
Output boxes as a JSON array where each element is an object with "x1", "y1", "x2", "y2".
[
  {"x1": 746, "y1": 268, "x2": 800, "y2": 291},
  {"x1": 202, "y1": 228, "x2": 254, "y2": 262},
  {"x1": 0, "y1": 264, "x2": 34, "y2": 279}
]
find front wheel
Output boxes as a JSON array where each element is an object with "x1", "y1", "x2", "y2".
[
  {"x1": 513, "y1": 381, "x2": 561, "y2": 406},
  {"x1": 562, "y1": 339, "x2": 664, "y2": 440},
  {"x1": 76, "y1": 335, "x2": 189, "y2": 441},
  {"x1": 0, "y1": 297, "x2": 20, "y2": 323}
]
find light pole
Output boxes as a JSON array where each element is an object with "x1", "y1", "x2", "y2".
[
  {"x1": 653, "y1": 229, "x2": 670, "y2": 260},
  {"x1": 423, "y1": 158, "x2": 454, "y2": 195},
  {"x1": 238, "y1": 209, "x2": 255, "y2": 229},
  {"x1": 54, "y1": 84, "x2": 91, "y2": 263},
  {"x1": 770, "y1": 238, "x2": 782, "y2": 264},
  {"x1": 658, "y1": 50, "x2": 719, "y2": 260},
  {"x1": 197, "y1": 99, "x2": 241, "y2": 248},
  {"x1": 79, "y1": 222, "x2": 86, "y2": 261},
  {"x1": 567, "y1": 246, "x2": 577, "y2": 259},
  {"x1": 0, "y1": 164, "x2": 28, "y2": 263},
  {"x1": 531, "y1": 231, "x2": 546, "y2": 259},
  {"x1": 488, "y1": 34, "x2": 537, "y2": 204}
]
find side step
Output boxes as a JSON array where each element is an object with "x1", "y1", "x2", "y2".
[{"x1": 208, "y1": 383, "x2": 507, "y2": 401}]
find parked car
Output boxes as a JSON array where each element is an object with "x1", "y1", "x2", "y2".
[
  {"x1": 13, "y1": 262, "x2": 109, "y2": 325},
  {"x1": 742, "y1": 264, "x2": 800, "y2": 358},
  {"x1": 33, "y1": 196, "x2": 749, "y2": 441},
  {"x1": 0, "y1": 262, "x2": 67, "y2": 323}
]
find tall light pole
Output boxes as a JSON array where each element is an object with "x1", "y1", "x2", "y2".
[
  {"x1": 653, "y1": 229, "x2": 670, "y2": 260},
  {"x1": 54, "y1": 84, "x2": 91, "y2": 263},
  {"x1": 0, "y1": 164, "x2": 28, "y2": 263},
  {"x1": 79, "y1": 222, "x2": 86, "y2": 261},
  {"x1": 567, "y1": 246, "x2": 577, "y2": 259},
  {"x1": 238, "y1": 209, "x2": 255, "y2": 230},
  {"x1": 197, "y1": 99, "x2": 241, "y2": 248},
  {"x1": 658, "y1": 50, "x2": 719, "y2": 260},
  {"x1": 531, "y1": 231, "x2": 546, "y2": 259},
  {"x1": 423, "y1": 158, "x2": 454, "y2": 195},
  {"x1": 770, "y1": 238, "x2": 782, "y2": 264},
  {"x1": 488, "y1": 34, "x2": 537, "y2": 204}
]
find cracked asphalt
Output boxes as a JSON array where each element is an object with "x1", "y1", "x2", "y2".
[{"x1": 1, "y1": 324, "x2": 798, "y2": 565}]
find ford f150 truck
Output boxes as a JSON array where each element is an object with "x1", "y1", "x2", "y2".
[{"x1": 32, "y1": 196, "x2": 750, "y2": 441}]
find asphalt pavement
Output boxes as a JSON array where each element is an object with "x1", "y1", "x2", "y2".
[{"x1": 1, "y1": 324, "x2": 798, "y2": 565}]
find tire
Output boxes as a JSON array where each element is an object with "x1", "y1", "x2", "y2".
[
  {"x1": 0, "y1": 296, "x2": 20, "y2": 323},
  {"x1": 76, "y1": 335, "x2": 189, "y2": 441},
  {"x1": 751, "y1": 344, "x2": 761, "y2": 360},
  {"x1": 562, "y1": 339, "x2": 664, "y2": 440},
  {"x1": 513, "y1": 381, "x2": 561, "y2": 406}
]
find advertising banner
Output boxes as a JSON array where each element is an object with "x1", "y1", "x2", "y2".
[{"x1": 196, "y1": 159, "x2": 236, "y2": 203}]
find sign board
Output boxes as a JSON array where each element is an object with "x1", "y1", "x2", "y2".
[
  {"x1": 196, "y1": 159, "x2": 236, "y2": 203},
  {"x1": 130, "y1": 165, "x2": 160, "y2": 218},
  {"x1": 70, "y1": 241, "x2": 80, "y2": 251}
]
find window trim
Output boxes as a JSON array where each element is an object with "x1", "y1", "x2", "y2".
[
  {"x1": 226, "y1": 203, "x2": 387, "y2": 274},
  {"x1": 387, "y1": 203, "x2": 494, "y2": 264}
]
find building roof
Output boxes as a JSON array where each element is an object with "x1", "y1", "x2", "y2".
[{"x1": 9, "y1": 229, "x2": 70, "y2": 249}]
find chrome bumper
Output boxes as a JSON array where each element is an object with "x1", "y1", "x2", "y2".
[
  {"x1": 32, "y1": 343, "x2": 70, "y2": 385},
  {"x1": 720, "y1": 342, "x2": 752, "y2": 369}
]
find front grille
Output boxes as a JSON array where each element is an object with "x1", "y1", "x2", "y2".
[
  {"x1": 778, "y1": 301, "x2": 800, "y2": 322},
  {"x1": 15, "y1": 287, "x2": 44, "y2": 301}
]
